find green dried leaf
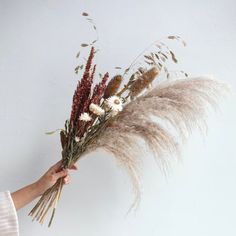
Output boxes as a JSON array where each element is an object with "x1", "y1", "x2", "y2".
[
  {"x1": 76, "y1": 52, "x2": 80, "y2": 58},
  {"x1": 179, "y1": 70, "x2": 188, "y2": 77},
  {"x1": 144, "y1": 55, "x2": 153, "y2": 60},
  {"x1": 157, "y1": 62, "x2": 163, "y2": 68},
  {"x1": 65, "y1": 120, "x2": 69, "y2": 133},
  {"x1": 163, "y1": 66, "x2": 168, "y2": 73},
  {"x1": 144, "y1": 55, "x2": 155, "y2": 63},
  {"x1": 138, "y1": 67, "x2": 145, "y2": 74},
  {"x1": 124, "y1": 67, "x2": 130, "y2": 74},
  {"x1": 144, "y1": 60, "x2": 154, "y2": 65},
  {"x1": 45, "y1": 129, "x2": 63, "y2": 135},
  {"x1": 150, "y1": 52, "x2": 155, "y2": 58},
  {"x1": 75, "y1": 65, "x2": 84, "y2": 74},
  {"x1": 167, "y1": 35, "x2": 176, "y2": 39},
  {"x1": 160, "y1": 52, "x2": 168, "y2": 59},
  {"x1": 81, "y1": 43, "x2": 89, "y2": 47},
  {"x1": 170, "y1": 51, "x2": 178, "y2": 63},
  {"x1": 160, "y1": 56, "x2": 166, "y2": 62},
  {"x1": 182, "y1": 40, "x2": 187, "y2": 47},
  {"x1": 156, "y1": 44, "x2": 162, "y2": 49},
  {"x1": 129, "y1": 73, "x2": 136, "y2": 82},
  {"x1": 155, "y1": 53, "x2": 160, "y2": 60}
]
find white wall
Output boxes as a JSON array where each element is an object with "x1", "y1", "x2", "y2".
[{"x1": 0, "y1": 1, "x2": 235, "y2": 235}]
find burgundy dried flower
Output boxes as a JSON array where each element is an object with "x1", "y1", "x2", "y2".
[
  {"x1": 90, "y1": 72, "x2": 109, "y2": 105},
  {"x1": 76, "y1": 72, "x2": 109, "y2": 137},
  {"x1": 75, "y1": 64, "x2": 97, "y2": 137},
  {"x1": 69, "y1": 47, "x2": 95, "y2": 130}
]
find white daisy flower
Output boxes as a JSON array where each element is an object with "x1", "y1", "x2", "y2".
[
  {"x1": 79, "y1": 112, "x2": 92, "y2": 122},
  {"x1": 105, "y1": 96, "x2": 123, "y2": 113},
  {"x1": 75, "y1": 136, "x2": 80, "y2": 142},
  {"x1": 89, "y1": 103, "x2": 105, "y2": 116}
]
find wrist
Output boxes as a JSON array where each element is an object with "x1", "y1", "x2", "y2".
[{"x1": 31, "y1": 181, "x2": 44, "y2": 197}]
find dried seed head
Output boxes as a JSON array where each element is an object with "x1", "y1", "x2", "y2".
[
  {"x1": 104, "y1": 75, "x2": 123, "y2": 98},
  {"x1": 129, "y1": 67, "x2": 159, "y2": 99}
]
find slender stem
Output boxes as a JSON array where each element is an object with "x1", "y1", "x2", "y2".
[
  {"x1": 48, "y1": 178, "x2": 63, "y2": 227},
  {"x1": 116, "y1": 84, "x2": 129, "y2": 97},
  {"x1": 122, "y1": 37, "x2": 167, "y2": 78},
  {"x1": 39, "y1": 190, "x2": 57, "y2": 224}
]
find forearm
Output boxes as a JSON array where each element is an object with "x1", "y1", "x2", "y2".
[{"x1": 11, "y1": 182, "x2": 41, "y2": 210}]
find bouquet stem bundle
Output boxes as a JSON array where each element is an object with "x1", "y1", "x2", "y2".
[{"x1": 29, "y1": 178, "x2": 63, "y2": 226}]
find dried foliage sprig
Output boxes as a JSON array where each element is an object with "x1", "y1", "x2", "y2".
[
  {"x1": 122, "y1": 35, "x2": 187, "y2": 80},
  {"x1": 29, "y1": 32, "x2": 228, "y2": 227}
]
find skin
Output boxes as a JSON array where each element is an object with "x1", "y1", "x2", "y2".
[{"x1": 11, "y1": 161, "x2": 77, "y2": 210}]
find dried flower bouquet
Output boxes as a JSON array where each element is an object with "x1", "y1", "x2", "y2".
[{"x1": 29, "y1": 38, "x2": 227, "y2": 227}]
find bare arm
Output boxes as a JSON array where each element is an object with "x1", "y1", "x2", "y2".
[{"x1": 11, "y1": 161, "x2": 77, "y2": 210}]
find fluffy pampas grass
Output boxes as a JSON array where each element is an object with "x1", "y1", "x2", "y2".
[{"x1": 87, "y1": 76, "x2": 228, "y2": 211}]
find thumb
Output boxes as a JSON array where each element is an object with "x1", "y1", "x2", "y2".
[
  {"x1": 54, "y1": 169, "x2": 68, "y2": 180},
  {"x1": 69, "y1": 164, "x2": 78, "y2": 170}
]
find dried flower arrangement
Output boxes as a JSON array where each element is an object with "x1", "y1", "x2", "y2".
[{"x1": 28, "y1": 13, "x2": 227, "y2": 227}]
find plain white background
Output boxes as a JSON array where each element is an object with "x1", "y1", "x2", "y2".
[{"x1": 0, "y1": 1, "x2": 235, "y2": 235}]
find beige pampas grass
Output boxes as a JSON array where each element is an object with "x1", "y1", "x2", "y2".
[{"x1": 87, "y1": 76, "x2": 228, "y2": 211}]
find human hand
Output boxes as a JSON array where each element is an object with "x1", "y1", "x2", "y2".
[{"x1": 35, "y1": 160, "x2": 78, "y2": 196}]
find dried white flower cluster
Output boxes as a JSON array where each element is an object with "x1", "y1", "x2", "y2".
[
  {"x1": 105, "y1": 95, "x2": 123, "y2": 117},
  {"x1": 79, "y1": 112, "x2": 92, "y2": 122},
  {"x1": 89, "y1": 103, "x2": 105, "y2": 116},
  {"x1": 80, "y1": 97, "x2": 124, "y2": 120}
]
